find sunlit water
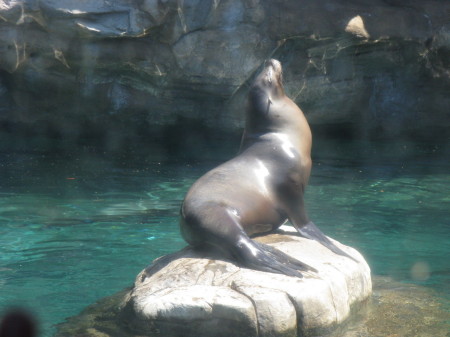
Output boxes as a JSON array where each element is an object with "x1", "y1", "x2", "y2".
[{"x1": 0, "y1": 139, "x2": 449, "y2": 336}]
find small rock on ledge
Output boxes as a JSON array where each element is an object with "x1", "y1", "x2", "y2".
[{"x1": 121, "y1": 225, "x2": 372, "y2": 337}]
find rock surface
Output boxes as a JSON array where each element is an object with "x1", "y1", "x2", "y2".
[
  {"x1": 55, "y1": 275, "x2": 449, "y2": 337},
  {"x1": 120, "y1": 225, "x2": 372, "y2": 337},
  {"x1": 0, "y1": 0, "x2": 449, "y2": 151}
]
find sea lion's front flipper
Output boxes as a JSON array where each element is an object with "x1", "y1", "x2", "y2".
[{"x1": 294, "y1": 221, "x2": 359, "y2": 263}]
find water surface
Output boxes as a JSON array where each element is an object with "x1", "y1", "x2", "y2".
[{"x1": 0, "y1": 139, "x2": 448, "y2": 336}]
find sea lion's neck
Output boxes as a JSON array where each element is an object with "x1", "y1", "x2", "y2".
[
  {"x1": 240, "y1": 111, "x2": 312, "y2": 157},
  {"x1": 239, "y1": 127, "x2": 311, "y2": 159}
]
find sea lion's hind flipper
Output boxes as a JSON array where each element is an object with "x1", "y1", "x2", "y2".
[
  {"x1": 296, "y1": 221, "x2": 358, "y2": 262},
  {"x1": 236, "y1": 238, "x2": 303, "y2": 277},
  {"x1": 253, "y1": 241, "x2": 317, "y2": 273},
  {"x1": 233, "y1": 236, "x2": 316, "y2": 278}
]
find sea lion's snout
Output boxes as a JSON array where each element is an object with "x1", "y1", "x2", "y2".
[
  {"x1": 265, "y1": 58, "x2": 282, "y2": 73},
  {"x1": 264, "y1": 59, "x2": 281, "y2": 70}
]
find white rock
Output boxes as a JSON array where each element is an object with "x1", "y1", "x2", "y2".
[
  {"x1": 345, "y1": 15, "x2": 370, "y2": 39},
  {"x1": 122, "y1": 225, "x2": 372, "y2": 337}
]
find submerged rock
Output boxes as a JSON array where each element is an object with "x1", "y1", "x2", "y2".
[{"x1": 119, "y1": 225, "x2": 372, "y2": 337}]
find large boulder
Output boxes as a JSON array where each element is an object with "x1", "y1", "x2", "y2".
[
  {"x1": 120, "y1": 225, "x2": 372, "y2": 337},
  {"x1": 0, "y1": 0, "x2": 449, "y2": 150},
  {"x1": 55, "y1": 275, "x2": 449, "y2": 337}
]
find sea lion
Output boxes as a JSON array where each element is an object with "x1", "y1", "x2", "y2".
[{"x1": 180, "y1": 59, "x2": 355, "y2": 277}]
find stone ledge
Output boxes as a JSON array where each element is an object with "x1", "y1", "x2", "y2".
[{"x1": 121, "y1": 225, "x2": 372, "y2": 337}]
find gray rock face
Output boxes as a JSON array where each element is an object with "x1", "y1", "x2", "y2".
[
  {"x1": 1, "y1": 0, "x2": 449, "y2": 149},
  {"x1": 121, "y1": 226, "x2": 372, "y2": 337}
]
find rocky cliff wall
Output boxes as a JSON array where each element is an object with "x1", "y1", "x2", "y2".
[{"x1": 1, "y1": 0, "x2": 449, "y2": 152}]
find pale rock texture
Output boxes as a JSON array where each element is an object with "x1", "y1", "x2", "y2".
[{"x1": 120, "y1": 225, "x2": 372, "y2": 337}]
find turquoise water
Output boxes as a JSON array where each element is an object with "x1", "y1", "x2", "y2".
[{"x1": 0, "y1": 139, "x2": 449, "y2": 336}]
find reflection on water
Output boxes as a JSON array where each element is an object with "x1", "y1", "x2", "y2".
[{"x1": 0, "y1": 139, "x2": 449, "y2": 336}]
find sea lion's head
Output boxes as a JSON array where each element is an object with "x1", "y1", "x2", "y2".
[
  {"x1": 245, "y1": 59, "x2": 286, "y2": 135},
  {"x1": 252, "y1": 59, "x2": 284, "y2": 99}
]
